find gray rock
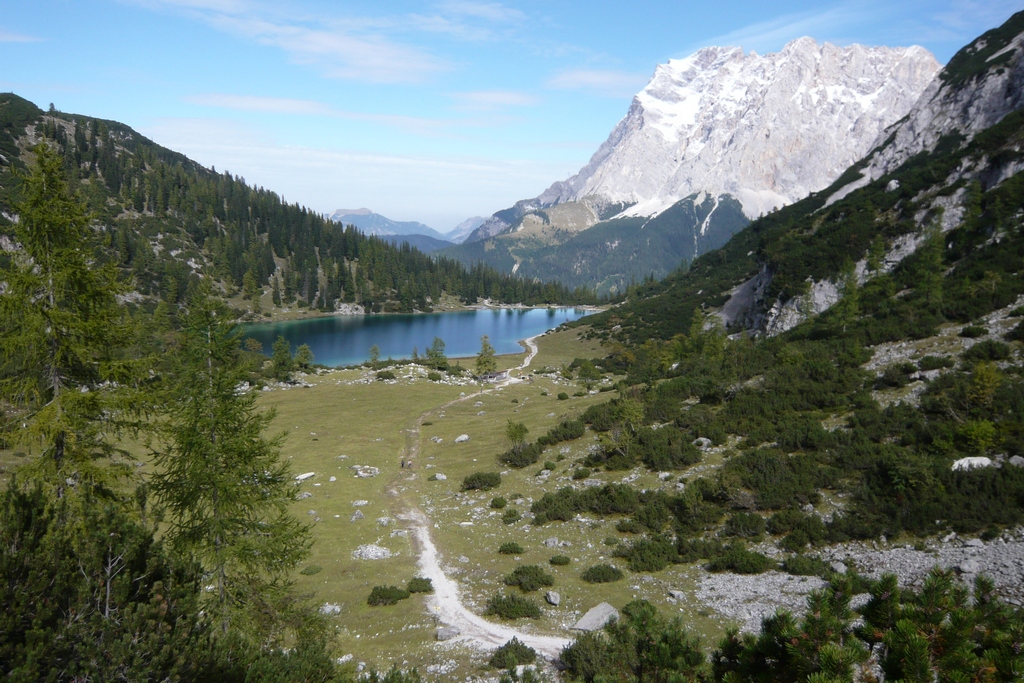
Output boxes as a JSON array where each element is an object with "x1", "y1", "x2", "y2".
[
  {"x1": 454, "y1": 434, "x2": 470, "y2": 443},
  {"x1": 692, "y1": 437, "x2": 713, "y2": 451},
  {"x1": 435, "y1": 626, "x2": 460, "y2": 641},
  {"x1": 942, "y1": 532, "x2": 956, "y2": 543},
  {"x1": 297, "y1": 491, "x2": 313, "y2": 500},
  {"x1": 544, "y1": 537, "x2": 561, "y2": 548},
  {"x1": 434, "y1": 473, "x2": 447, "y2": 481},
  {"x1": 458, "y1": 555, "x2": 469, "y2": 563},
  {"x1": 965, "y1": 538, "x2": 985, "y2": 548},
  {"x1": 1009, "y1": 455, "x2": 1024, "y2": 468},
  {"x1": 802, "y1": 503, "x2": 815, "y2": 514},
  {"x1": 350, "y1": 510, "x2": 364, "y2": 522},
  {"x1": 545, "y1": 591, "x2": 561, "y2": 606},
  {"x1": 959, "y1": 559, "x2": 981, "y2": 573},
  {"x1": 573, "y1": 602, "x2": 619, "y2": 631},
  {"x1": 831, "y1": 561, "x2": 848, "y2": 575},
  {"x1": 668, "y1": 590, "x2": 686, "y2": 601}
]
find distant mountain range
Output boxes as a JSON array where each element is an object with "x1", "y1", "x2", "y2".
[
  {"x1": 443, "y1": 38, "x2": 940, "y2": 294},
  {"x1": 327, "y1": 209, "x2": 485, "y2": 252}
]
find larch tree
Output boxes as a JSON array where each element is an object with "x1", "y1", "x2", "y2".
[
  {"x1": 0, "y1": 143, "x2": 131, "y2": 493},
  {"x1": 151, "y1": 289, "x2": 310, "y2": 635},
  {"x1": 475, "y1": 335, "x2": 497, "y2": 375}
]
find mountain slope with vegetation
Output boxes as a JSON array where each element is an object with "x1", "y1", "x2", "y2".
[{"x1": 0, "y1": 94, "x2": 595, "y2": 316}]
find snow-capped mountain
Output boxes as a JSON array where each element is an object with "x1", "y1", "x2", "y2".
[{"x1": 467, "y1": 38, "x2": 939, "y2": 243}]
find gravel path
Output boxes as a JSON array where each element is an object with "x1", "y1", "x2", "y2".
[{"x1": 396, "y1": 332, "x2": 570, "y2": 660}]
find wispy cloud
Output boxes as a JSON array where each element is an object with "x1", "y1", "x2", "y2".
[
  {"x1": 546, "y1": 69, "x2": 649, "y2": 98},
  {"x1": 436, "y1": 1, "x2": 526, "y2": 23},
  {"x1": 449, "y1": 90, "x2": 538, "y2": 111},
  {"x1": 687, "y1": 5, "x2": 871, "y2": 55},
  {"x1": 0, "y1": 28, "x2": 43, "y2": 43},
  {"x1": 184, "y1": 91, "x2": 519, "y2": 136}
]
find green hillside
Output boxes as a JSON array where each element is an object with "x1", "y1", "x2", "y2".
[{"x1": 0, "y1": 94, "x2": 595, "y2": 316}]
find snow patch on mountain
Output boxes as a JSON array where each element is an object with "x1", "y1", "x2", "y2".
[{"x1": 543, "y1": 38, "x2": 939, "y2": 220}]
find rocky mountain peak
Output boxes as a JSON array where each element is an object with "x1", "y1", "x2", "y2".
[{"x1": 545, "y1": 38, "x2": 940, "y2": 221}]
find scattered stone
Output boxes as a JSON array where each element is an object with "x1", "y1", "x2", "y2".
[
  {"x1": 544, "y1": 537, "x2": 561, "y2": 548},
  {"x1": 1009, "y1": 456, "x2": 1024, "y2": 468},
  {"x1": 477, "y1": 411, "x2": 486, "y2": 416},
  {"x1": 435, "y1": 473, "x2": 447, "y2": 481},
  {"x1": 458, "y1": 555, "x2": 469, "y2": 563},
  {"x1": 965, "y1": 538, "x2": 985, "y2": 548},
  {"x1": 295, "y1": 472, "x2": 316, "y2": 481},
  {"x1": 320, "y1": 603, "x2": 341, "y2": 615},
  {"x1": 352, "y1": 544, "x2": 392, "y2": 560},
  {"x1": 352, "y1": 500, "x2": 369, "y2": 507},
  {"x1": 431, "y1": 436, "x2": 443, "y2": 443},
  {"x1": 329, "y1": 476, "x2": 337, "y2": 482},
  {"x1": 886, "y1": 179, "x2": 900, "y2": 192},
  {"x1": 350, "y1": 510, "x2": 364, "y2": 522},
  {"x1": 297, "y1": 491, "x2": 313, "y2": 500},
  {"x1": 455, "y1": 434, "x2": 470, "y2": 443},
  {"x1": 942, "y1": 532, "x2": 957, "y2": 543},
  {"x1": 831, "y1": 561, "x2": 848, "y2": 575},
  {"x1": 474, "y1": 401, "x2": 484, "y2": 407},
  {"x1": 692, "y1": 437, "x2": 713, "y2": 451},
  {"x1": 573, "y1": 602, "x2": 619, "y2": 631},
  {"x1": 545, "y1": 591, "x2": 561, "y2": 606},
  {"x1": 658, "y1": 472, "x2": 672, "y2": 480},
  {"x1": 668, "y1": 590, "x2": 686, "y2": 601},
  {"x1": 350, "y1": 465, "x2": 380, "y2": 478},
  {"x1": 337, "y1": 654, "x2": 353, "y2": 664},
  {"x1": 377, "y1": 517, "x2": 392, "y2": 526},
  {"x1": 435, "y1": 626, "x2": 461, "y2": 641}
]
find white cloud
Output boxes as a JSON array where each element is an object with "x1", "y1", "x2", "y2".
[
  {"x1": 546, "y1": 69, "x2": 649, "y2": 98},
  {"x1": 688, "y1": 5, "x2": 869, "y2": 55},
  {"x1": 186, "y1": 93, "x2": 333, "y2": 115},
  {"x1": 449, "y1": 90, "x2": 538, "y2": 111},
  {"x1": 436, "y1": 1, "x2": 526, "y2": 23},
  {"x1": 0, "y1": 28, "x2": 42, "y2": 43}
]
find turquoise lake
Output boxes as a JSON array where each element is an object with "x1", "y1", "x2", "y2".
[{"x1": 242, "y1": 307, "x2": 592, "y2": 367}]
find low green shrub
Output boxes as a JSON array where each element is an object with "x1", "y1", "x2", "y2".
[
  {"x1": 299, "y1": 564, "x2": 322, "y2": 576},
  {"x1": 781, "y1": 555, "x2": 831, "y2": 577},
  {"x1": 503, "y1": 565, "x2": 554, "y2": 592},
  {"x1": 490, "y1": 496, "x2": 507, "y2": 509},
  {"x1": 375, "y1": 370, "x2": 396, "y2": 381},
  {"x1": 1006, "y1": 321, "x2": 1024, "y2": 342},
  {"x1": 537, "y1": 419, "x2": 586, "y2": 446},
  {"x1": 616, "y1": 518, "x2": 642, "y2": 533},
  {"x1": 543, "y1": 461, "x2": 557, "y2": 471},
  {"x1": 549, "y1": 555, "x2": 570, "y2": 566},
  {"x1": 918, "y1": 355, "x2": 955, "y2": 371},
  {"x1": 368, "y1": 585, "x2": 411, "y2": 606},
  {"x1": 557, "y1": 392, "x2": 569, "y2": 400},
  {"x1": 580, "y1": 564, "x2": 624, "y2": 583},
  {"x1": 427, "y1": 371, "x2": 443, "y2": 381},
  {"x1": 463, "y1": 471, "x2": 501, "y2": 491},
  {"x1": 485, "y1": 593, "x2": 541, "y2": 619},
  {"x1": 502, "y1": 508, "x2": 522, "y2": 525},
  {"x1": 489, "y1": 638, "x2": 537, "y2": 669},
  {"x1": 407, "y1": 577, "x2": 434, "y2": 593},
  {"x1": 499, "y1": 443, "x2": 543, "y2": 468},
  {"x1": 960, "y1": 325, "x2": 988, "y2": 338},
  {"x1": 706, "y1": 545, "x2": 774, "y2": 574},
  {"x1": 572, "y1": 467, "x2": 591, "y2": 480},
  {"x1": 723, "y1": 512, "x2": 767, "y2": 539},
  {"x1": 963, "y1": 340, "x2": 1011, "y2": 361},
  {"x1": 498, "y1": 542, "x2": 524, "y2": 555}
]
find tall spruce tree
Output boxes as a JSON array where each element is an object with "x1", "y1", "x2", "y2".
[
  {"x1": 475, "y1": 335, "x2": 497, "y2": 375},
  {"x1": 0, "y1": 143, "x2": 130, "y2": 493},
  {"x1": 151, "y1": 290, "x2": 310, "y2": 635}
]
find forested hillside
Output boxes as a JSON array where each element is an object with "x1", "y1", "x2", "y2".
[{"x1": 0, "y1": 94, "x2": 594, "y2": 316}]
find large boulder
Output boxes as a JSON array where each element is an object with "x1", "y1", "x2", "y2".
[{"x1": 573, "y1": 602, "x2": 619, "y2": 631}]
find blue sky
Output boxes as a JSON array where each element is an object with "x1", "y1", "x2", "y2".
[{"x1": 3, "y1": 0, "x2": 1022, "y2": 231}]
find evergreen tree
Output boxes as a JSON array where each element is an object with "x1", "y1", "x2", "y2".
[
  {"x1": 151, "y1": 291, "x2": 310, "y2": 635},
  {"x1": 425, "y1": 336, "x2": 447, "y2": 371},
  {"x1": 0, "y1": 143, "x2": 130, "y2": 493},
  {"x1": 272, "y1": 335, "x2": 294, "y2": 380},
  {"x1": 476, "y1": 335, "x2": 497, "y2": 375},
  {"x1": 295, "y1": 343, "x2": 314, "y2": 370}
]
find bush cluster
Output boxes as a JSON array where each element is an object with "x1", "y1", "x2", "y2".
[
  {"x1": 407, "y1": 577, "x2": 433, "y2": 593},
  {"x1": 549, "y1": 555, "x2": 570, "y2": 566},
  {"x1": 367, "y1": 585, "x2": 411, "y2": 606},
  {"x1": 462, "y1": 471, "x2": 501, "y2": 491},
  {"x1": 580, "y1": 564, "x2": 624, "y2": 583},
  {"x1": 503, "y1": 565, "x2": 554, "y2": 592},
  {"x1": 485, "y1": 593, "x2": 541, "y2": 619},
  {"x1": 488, "y1": 638, "x2": 537, "y2": 669},
  {"x1": 498, "y1": 542, "x2": 523, "y2": 555}
]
